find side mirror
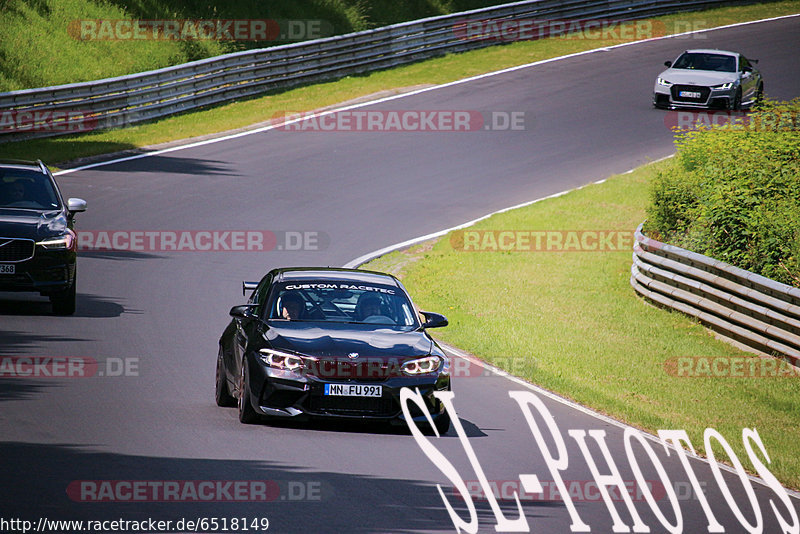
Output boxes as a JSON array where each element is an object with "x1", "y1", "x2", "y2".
[
  {"x1": 664, "y1": 61, "x2": 672, "y2": 68},
  {"x1": 420, "y1": 311, "x2": 448, "y2": 329},
  {"x1": 230, "y1": 304, "x2": 256, "y2": 319},
  {"x1": 67, "y1": 198, "x2": 87, "y2": 213}
]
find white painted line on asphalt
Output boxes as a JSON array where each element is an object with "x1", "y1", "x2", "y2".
[
  {"x1": 442, "y1": 343, "x2": 800, "y2": 500},
  {"x1": 343, "y1": 142, "x2": 800, "y2": 501},
  {"x1": 50, "y1": 8, "x2": 800, "y2": 499},
  {"x1": 53, "y1": 12, "x2": 800, "y2": 178},
  {"x1": 344, "y1": 146, "x2": 800, "y2": 500},
  {"x1": 344, "y1": 154, "x2": 675, "y2": 268}
]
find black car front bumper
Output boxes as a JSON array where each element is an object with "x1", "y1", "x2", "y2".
[
  {"x1": 245, "y1": 358, "x2": 451, "y2": 424},
  {"x1": 0, "y1": 244, "x2": 76, "y2": 296}
]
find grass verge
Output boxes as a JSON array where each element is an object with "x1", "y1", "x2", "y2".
[
  {"x1": 0, "y1": 0, "x2": 509, "y2": 92},
  {"x1": 2, "y1": 1, "x2": 799, "y2": 165},
  {"x1": 364, "y1": 158, "x2": 800, "y2": 490}
]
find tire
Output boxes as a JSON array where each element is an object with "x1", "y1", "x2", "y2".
[
  {"x1": 215, "y1": 348, "x2": 236, "y2": 407},
  {"x1": 237, "y1": 364, "x2": 259, "y2": 424},
  {"x1": 730, "y1": 88, "x2": 742, "y2": 111},
  {"x1": 754, "y1": 82, "x2": 764, "y2": 107},
  {"x1": 434, "y1": 412, "x2": 451, "y2": 436},
  {"x1": 50, "y1": 274, "x2": 76, "y2": 315}
]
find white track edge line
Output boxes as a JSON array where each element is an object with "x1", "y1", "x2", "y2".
[
  {"x1": 442, "y1": 343, "x2": 800, "y2": 501},
  {"x1": 53, "y1": 12, "x2": 800, "y2": 177},
  {"x1": 343, "y1": 154, "x2": 675, "y2": 268},
  {"x1": 344, "y1": 152, "x2": 800, "y2": 501},
  {"x1": 52, "y1": 9, "x2": 800, "y2": 500}
]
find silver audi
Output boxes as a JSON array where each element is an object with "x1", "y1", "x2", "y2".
[{"x1": 653, "y1": 49, "x2": 763, "y2": 110}]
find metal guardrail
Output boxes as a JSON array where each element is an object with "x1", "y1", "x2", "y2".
[
  {"x1": 631, "y1": 223, "x2": 800, "y2": 366},
  {"x1": 0, "y1": 0, "x2": 740, "y2": 143}
]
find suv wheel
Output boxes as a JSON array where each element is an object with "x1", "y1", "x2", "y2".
[{"x1": 50, "y1": 273, "x2": 76, "y2": 315}]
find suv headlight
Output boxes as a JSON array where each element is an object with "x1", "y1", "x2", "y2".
[
  {"x1": 711, "y1": 82, "x2": 734, "y2": 90},
  {"x1": 402, "y1": 356, "x2": 442, "y2": 375},
  {"x1": 37, "y1": 231, "x2": 75, "y2": 251},
  {"x1": 259, "y1": 348, "x2": 307, "y2": 372},
  {"x1": 657, "y1": 77, "x2": 672, "y2": 87}
]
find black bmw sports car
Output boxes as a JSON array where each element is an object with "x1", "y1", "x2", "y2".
[{"x1": 216, "y1": 267, "x2": 452, "y2": 432}]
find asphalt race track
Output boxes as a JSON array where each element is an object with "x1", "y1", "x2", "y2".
[{"x1": 1, "y1": 15, "x2": 799, "y2": 534}]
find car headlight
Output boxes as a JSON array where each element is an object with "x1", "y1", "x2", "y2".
[
  {"x1": 402, "y1": 356, "x2": 442, "y2": 375},
  {"x1": 657, "y1": 77, "x2": 672, "y2": 87},
  {"x1": 36, "y1": 231, "x2": 75, "y2": 251},
  {"x1": 259, "y1": 348, "x2": 307, "y2": 371},
  {"x1": 711, "y1": 82, "x2": 734, "y2": 90}
]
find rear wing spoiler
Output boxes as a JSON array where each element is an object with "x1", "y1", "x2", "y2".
[{"x1": 242, "y1": 281, "x2": 258, "y2": 296}]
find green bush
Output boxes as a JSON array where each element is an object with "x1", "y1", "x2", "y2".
[{"x1": 645, "y1": 99, "x2": 800, "y2": 286}]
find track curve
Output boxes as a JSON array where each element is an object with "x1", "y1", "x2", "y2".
[{"x1": 2, "y1": 16, "x2": 799, "y2": 533}]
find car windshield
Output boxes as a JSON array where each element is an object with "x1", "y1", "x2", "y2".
[
  {"x1": 672, "y1": 52, "x2": 736, "y2": 73},
  {"x1": 267, "y1": 281, "x2": 418, "y2": 326},
  {"x1": 0, "y1": 169, "x2": 61, "y2": 210}
]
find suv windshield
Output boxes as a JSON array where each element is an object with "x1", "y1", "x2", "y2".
[
  {"x1": 267, "y1": 281, "x2": 418, "y2": 326},
  {"x1": 0, "y1": 169, "x2": 61, "y2": 210},
  {"x1": 672, "y1": 52, "x2": 736, "y2": 73}
]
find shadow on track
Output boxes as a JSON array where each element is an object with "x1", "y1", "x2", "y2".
[
  {"x1": 0, "y1": 441, "x2": 556, "y2": 532},
  {"x1": 0, "y1": 294, "x2": 128, "y2": 318}
]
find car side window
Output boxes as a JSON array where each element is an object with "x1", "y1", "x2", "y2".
[
  {"x1": 739, "y1": 57, "x2": 750, "y2": 72},
  {"x1": 249, "y1": 274, "x2": 273, "y2": 311}
]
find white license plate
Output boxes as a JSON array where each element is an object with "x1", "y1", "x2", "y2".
[
  {"x1": 324, "y1": 384, "x2": 382, "y2": 397},
  {"x1": 680, "y1": 91, "x2": 702, "y2": 98},
  {"x1": 0, "y1": 264, "x2": 14, "y2": 274}
]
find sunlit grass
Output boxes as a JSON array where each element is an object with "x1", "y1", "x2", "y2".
[
  {"x1": 2, "y1": 1, "x2": 799, "y2": 164},
  {"x1": 366, "y1": 159, "x2": 800, "y2": 489}
]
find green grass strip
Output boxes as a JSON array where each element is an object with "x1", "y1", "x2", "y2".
[
  {"x1": 2, "y1": 1, "x2": 799, "y2": 165},
  {"x1": 365, "y1": 158, "x2": 800, "y2": 490}
]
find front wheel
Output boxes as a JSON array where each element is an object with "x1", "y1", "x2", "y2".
[
  {"x1": 754, "y1": 82, "x2": 764, "y2": 107},
  {"x1": 730, "y1": 88, "x2": 742, "y2": 111},
  {"x1": 238, "y1": 364, "x2": 259, "y2": 424},
  {"x1": 50, "y1": 275, "x2": 76, "y2": 315},
  {"x1": 434, "y1": 412, "x2": 451, "y2": 436}
]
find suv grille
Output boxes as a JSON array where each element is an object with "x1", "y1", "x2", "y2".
[
  {"x1": 0, "y1": 238, "x2": 35, "y2": 262},
  {"x1": 671, "y1": 84, "x2": 711, "y2": 104}
]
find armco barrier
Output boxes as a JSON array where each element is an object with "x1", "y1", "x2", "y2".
[
  {"x1": 631, "y1": 223, "x2": 800, "y2": 366},
  {"x1": 0, "y1": 0, "x2": 740, "y2": 143}
]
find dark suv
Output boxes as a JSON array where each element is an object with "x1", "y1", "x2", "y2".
[{"x1": 0, "y1": 160, "x2": 86, "y2": 314}]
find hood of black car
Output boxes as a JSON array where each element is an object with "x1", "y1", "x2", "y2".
[
  {"x1": 264, "y1": 322, "x2": 432, "y2": 360},
  {"x1": 0, "y1": 209, "x2": 68, "y2": 240}
]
